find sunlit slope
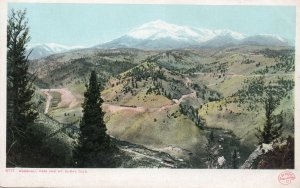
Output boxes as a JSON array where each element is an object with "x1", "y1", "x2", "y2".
[
  {"x1": 104, "y1": 104, "x2": 206, "y2": 157},
  {"x1": 30, "y1": 46, "x2": 295, "y2": 163}
]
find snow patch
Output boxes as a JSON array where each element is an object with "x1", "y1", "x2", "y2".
[
  {"x1": 27, "y1": 43, "x2": 86, "y2": 59},
  {"x1": 27, "y1": 43, "x2": 85, "y2": 53}
]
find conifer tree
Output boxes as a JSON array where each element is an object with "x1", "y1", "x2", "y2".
[
  {"x1": 75, "y1": 71, "x2": 117, "y2": 167},
  {"x1": 7, "y1": 9, "x2": 38, "y2": 165},
  {"x1": 256, "y1": 94, "x2": 282, "y2": 144}
]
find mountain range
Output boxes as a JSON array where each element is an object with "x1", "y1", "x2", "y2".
[
  {"x1": 97, "y1": 20, "x2": 289, "y2": 49},
  {"x1": 27, "y1": 20, "x2": 290, "y2": 59},
  {"x1": 27, "y1": 43, "x2": 85, "y2": 60}
]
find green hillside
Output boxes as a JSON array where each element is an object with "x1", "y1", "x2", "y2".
[{"x1": 28, "y1": 46, "x2": 295, "y2": 168}]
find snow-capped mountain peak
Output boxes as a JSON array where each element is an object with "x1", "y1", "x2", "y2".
[
  {"x1": 97, "y1": 20, "x2": 290, "y2": 49},
  {"x1": 27, "y1": 43, "x2": 85, "y2": 60},
  {"x1": 126, "y1": 20, "x2": 246, "y2": 43},
  {"x1": 27, "y1": 43, "x2": 85, "y2": 53},
  {"x1": 214, "y1": 29, "x2": 247, "y2": 40},
  {"x1": 127, "y1": 19, "x2": 200, "y2": 41}
]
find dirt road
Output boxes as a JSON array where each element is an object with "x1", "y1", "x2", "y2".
[
  {"x1": 104, "y1": 90, "x2": 196, "y2": 114},
  {"x1": 41, "y1": 73, "x2": 199, "y2": 115},
  {"x1": 42, "y1": 90, "x2": 53, "y2": 114},
  {"x1": 41, "y1": 88, "x2": 81, "y2": 114},
  {"x1": 104, "y1": 75, "x2": 198, "y2": 113}
]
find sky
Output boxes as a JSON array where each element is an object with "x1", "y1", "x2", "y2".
[{"x1": 8, "y1": 3, "x2": 296, "y2": 47}]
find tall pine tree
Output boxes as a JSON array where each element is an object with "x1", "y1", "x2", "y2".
[
  {"x1": 256, "y1": 93, "x2": 282, "y2": 144},
  {"x1": 75, "y1": 71, "x2": 117, "y2": 167},
  {"x1": 7, "y1": 9, "x2": 38, "y2": 166}
]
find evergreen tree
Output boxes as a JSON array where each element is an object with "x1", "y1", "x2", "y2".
[
  {"x1": 256, "y1": 94, "x2": 282, "y2": 144},
  {"x1": 6, "y1": 9, "x2": 38, "y2": 165},
  {"x1": 75, "y1": 71, "x2": 117, "y2": 167}
]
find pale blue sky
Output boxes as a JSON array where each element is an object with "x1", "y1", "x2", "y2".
[{"x1": 9, "y1": 3, "x2": 296, "y2": 47}]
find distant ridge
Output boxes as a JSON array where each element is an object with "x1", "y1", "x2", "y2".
[
  {"x1": 96, "y1": 20, "x2": 289, "y2": 49},
  {"x1": 27, "y1": 20, "x2": 291, "y2": 60},
  {"x1": 27, "y1": 43, "x2": 85, "y2": 60}
]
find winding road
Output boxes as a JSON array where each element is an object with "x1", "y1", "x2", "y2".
[
  {"x1": 42, "y1": 74, "x2": 198, "y2": 115},
  {"x1": 41, "y1": 88, "x2": 81, "y2": 114},
  {"x1": 42, "y1": 72, "x2": 292, "y2": 115},
  {"x1": 42, "y1": 90, "x2": 53, "y2": 114},
  {"x1": 103, "y1": 75, "x2": 197, "y2": 113}
]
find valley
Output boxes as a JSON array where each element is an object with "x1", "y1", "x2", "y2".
[{"x1": 29, "y1": 45, "x2": 295, "y2": 168}]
